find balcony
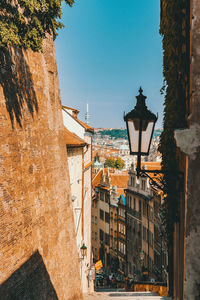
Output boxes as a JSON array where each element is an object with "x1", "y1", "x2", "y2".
[
  {"x1": 127, "y1": 207, "x2": 141, "y2": 220},
  {"x1": 127, "y1": 183, "x2": 153, "y2": 198}
]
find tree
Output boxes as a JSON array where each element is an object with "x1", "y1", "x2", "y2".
[
  {"x1": 115, "y1": 157, "x2": 125, "y2": 170},
  {"x1": 0, "y1": 0, "x2": 74, "y2": 51},
  {"x1": 104, "y1": 157, "x2": 115, "y2": 169}
]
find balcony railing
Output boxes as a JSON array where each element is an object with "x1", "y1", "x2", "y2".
[{"x1": 127, "y1": 207, "x2": 141, "y2": 220}]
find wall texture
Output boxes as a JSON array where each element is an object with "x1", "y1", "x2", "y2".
[
  {"x1": 174, "y1": 1, "x2": 200, "y2": 299},
  {"x1": 0, "y1": 37, "x2": 83, "y2": 300},
  {"x1": 185, "y1": 1, "x2": 200, "y2": 298}
]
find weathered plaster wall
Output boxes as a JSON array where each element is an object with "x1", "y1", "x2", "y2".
[
  {"x1": 0, "y1": 37, "x2": 83, "y2": 300},
  {"x1": 174, "y1": 1, "x2": 200, "y2": 299}
]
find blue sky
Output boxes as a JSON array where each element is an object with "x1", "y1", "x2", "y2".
[{"x1": 55, "y1": 0, "x2": 164, "y2": 128}]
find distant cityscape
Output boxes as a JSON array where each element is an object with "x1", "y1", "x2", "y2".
[{"x1": 92, "y1": 128, "x2": 162, "y2": 170}]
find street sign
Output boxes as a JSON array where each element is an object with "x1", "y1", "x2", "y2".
[{"x1": 95, "y1": 260, "x2": 103, "y2": 271}]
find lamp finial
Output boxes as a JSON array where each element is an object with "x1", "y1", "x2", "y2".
[{"x1": 139, "y1": 87, "x2": 143, "y2": 95}]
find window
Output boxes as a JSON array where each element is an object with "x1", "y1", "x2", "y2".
[
  {"x1": 105, "y1": 193, "x2": 109, "y2": 203},
  {"x1": 110, "y1": 238, "x2": 113, "y2": 248},
  {"x1": 134, "y1": 198, "x2": 136, "y2": 209},
  {"x1": 114, "y1": 239, "x2": 117, "y2": 251},
  {"x1": 92, "y1": 216, "x2": 94, "y2": 224},
  {"x1": 110, "y1": 221, "x2": 113, "y2": 230},
  {"x1": 119, "y1": 241, "x2": 126, "y2": 255},
  {"x1": 141, "y1": 179, "x2": 146, "y2": 191},
  {"x1": 139, "y1": 200, "x2": 141, "y2": 214},
  {"x1": 99, "y1": 229, "x2": 104, "y2": 241},
  {"x1": 130, "y1": 197, "x2": 132, "y2": 209},
  {"x1": 105, "y1": 233, "x2": 109, "y2": 245},
  {"x1": 100, "y1": 191, "x2": 104, "y2": 201},
  {"x1": 105, "y1": 212, "x2": 110, "y2": 223},
  {"x1": 131, "y1": 176, "x2": 135, "y2": 187},
  {"x1": 95, "y1": 232, "x2": 97, "y2": 240},
  {"x1": 119, "y1": 223, "x2": 126, "y2": 235},
  {"x1": 92, "y1": 231, "x2": 94, "y2": 240},
  {"x1": 126, "y1": 195, "x2": 129, "y2": 208},
  {"x1": 100, "y1": 209, "x2": 104, "y2": 220},
  {"x1": 119, "y1": 208, "x2": 125, "y2": 218},
  {"x1": 95, "y1": 216, "x2": 97, "y2": 224},
  {"x1": 143, "y1": 226, "x2": 146, "y2": 241}
]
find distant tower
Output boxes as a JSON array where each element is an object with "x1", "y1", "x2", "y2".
[{"x1": 85, "y1": 100, "x2": 91, "y2": 125}]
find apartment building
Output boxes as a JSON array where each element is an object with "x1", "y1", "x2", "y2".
[
  {"x1": 125, "y1": 163, "x2": 166, "y2": 281},
  {"x1": 91, "y1": 169, "x2": 129, "y2": 272}
]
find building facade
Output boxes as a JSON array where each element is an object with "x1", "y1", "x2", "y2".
[
  {"x1": 62, "y1": 106, "x2": 94, "y2": 294},
  {"x1": 91, "y1": 169, "x2": 129, "y2": 274},
  {"x1": 125, "y1": 164, "x2": 167, "y2": 282}
]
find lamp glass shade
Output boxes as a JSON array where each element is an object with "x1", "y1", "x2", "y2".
[
  {"x1": 140, "y1": 120, "x2": 155, "y2": 154},
  {"x1": 80, "y1": 244, "x2": 87, "y2": 258},
  {"x1": 127, "y1": 120, "x2": 139, "y2": 153},
  {"x1": 127, "y1": 119, "x2": 155, "y2": 155},
  {"x1": 124, "y1": 88, "x2": 157, "y2": 156}
]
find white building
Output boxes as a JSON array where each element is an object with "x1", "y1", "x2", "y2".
[
  {"x1": 62, "y1": 105, "x2": 94, "y2": 294},
  {"x1": 118, "y1": 144, "x2": 137, "y2": 170}
]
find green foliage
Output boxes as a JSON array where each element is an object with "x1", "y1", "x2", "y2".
[
  {"x1": 104, "y1": 157, "x2": 116, "y2": 169},
  {"x1": 0, "y1": 0, "x2": 74, "y2": 51},
  {"x1": 104, "y1": 156, "x2": 125, "y2": 170},
  {"x1": 115, "y1": 157, "x2": 125, "y2": 170},
  {"x1": 159, "y1": 0, "x2": 189, "y2": 242},
  {"x1": 98, "y1": 129, "x2": 128, "y2": 140},
  {"x1": 95, "y1": 128, "x2": 161, "y2": 140}
]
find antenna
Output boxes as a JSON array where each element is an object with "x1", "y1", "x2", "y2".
[{"x1": 85, "y1": 99, "x2": 91, "y2": 125}]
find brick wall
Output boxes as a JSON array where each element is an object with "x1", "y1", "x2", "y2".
[{"x1": 0, "y1": 37, "x2": 83, "y2": 300}]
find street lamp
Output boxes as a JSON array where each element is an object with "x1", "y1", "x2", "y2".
[
  {"x1": 140, "y1": 250, "x2": 145, "y2": 262},
  {"x1": 80, "y1": 243, "x2": 87, "y2": 259},
  {"x1": 124, "y1": 87, "x2": 158, "y2": 178}
]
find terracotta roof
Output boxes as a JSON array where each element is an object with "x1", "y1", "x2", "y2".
[
  {"x1": 92, "y1": 170, "x2": 103, "y2": 187},
  {"x1": 62, "y1": 106, "x2": 94, "y2": 133},
  {"x1": 77, "y1": 119, "x2": 94, "y2": 133},
  {"x1": 62, "y1": 105, "x2": 80, "y2": 115},
  {"x1": 110, "y1": 173, "x2": 129, "y2": 189},
  {"x1": 141, "y1": 161, "x2": 161, "y2": 170},
  {"x1": 65, "y1": 128, "x2": 87, "y2": 147}
]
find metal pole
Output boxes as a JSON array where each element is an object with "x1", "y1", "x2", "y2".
[
  {"x1": 147, "y1": 203, "x2": 150, "y2": 280},
  {"x1": 160, "y1": 234, "x2": 163, "y2": 282}
]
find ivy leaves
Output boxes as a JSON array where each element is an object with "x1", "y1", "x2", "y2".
[
  {"x1": 0, "y1": 0, "x2": 74, "y2": 51},
  {"x1": 159, "y1": 0, "x2": 189, "y2": 241}
]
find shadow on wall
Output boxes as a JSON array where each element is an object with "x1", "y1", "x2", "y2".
[
  {"x1": 0, "y1": 251, "x2": 58, "y2": 300},
  {"x1": 0, "y1": 47, "x2": 38, "y2": 128}
]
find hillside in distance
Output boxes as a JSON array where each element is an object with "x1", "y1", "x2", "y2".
[{"x1": 94, "y1": 128, "x2": 162, "y2": 140}]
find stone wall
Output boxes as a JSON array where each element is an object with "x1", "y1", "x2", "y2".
[
  {"x1": 185, "y1": 1, "x2": 200, "y2": 298},
  {"x1": 0, "y1": 37, "x2": 83, "y2": 300},
  {"x1": 174, "y1": 1, "x2": 200, "y2": 299}
]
